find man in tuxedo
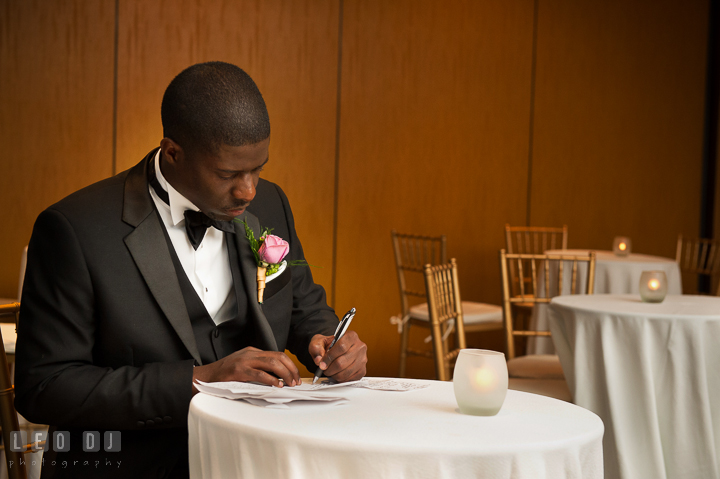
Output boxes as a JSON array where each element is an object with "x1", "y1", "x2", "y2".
[{"x1": 14, "y1": 62, "x2": 367, "y2": 478}]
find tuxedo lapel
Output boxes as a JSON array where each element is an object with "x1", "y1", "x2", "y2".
[
  {"x1": 121, "y1": 150, "x2": 202, "y2": 364},
  {"x1": 233, "y1": 211, "x2": 279, "y2": 352}
]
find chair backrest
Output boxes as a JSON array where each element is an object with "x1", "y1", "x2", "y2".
[
  {"x1": 0, "y1": 303, "x2": 27, "y2": 479},
  {"x1": 499, "y1": 250, "x2": 596, "y2": 360},
  {"x1": 505, "y1": 224, "x2": 568, "y2": 254},
  {"x1": 391, "y1": 230, "x2": 447, "y2": 316},
  {"x1": 423, "y1": 259, "x2": 466, "y2": 381},
  {"x1": 675, "y1": 235, "x2": 720, "y2": 294}
]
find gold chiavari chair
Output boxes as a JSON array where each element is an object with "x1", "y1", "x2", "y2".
[
  {"x1": 0, "y1": 302, "x2": 43, "y2": 479},
  {"x1": 504, "y1": 224, "x2": 568, "y2": 255},
  {"x1": 391, "y1": 231, "x2": 503, "y2": 378},
  {"x1": 676, "y1": 235, "x2": 720, "y2": 295},
  {"x1": 499, "y1": 249, "x2": 596, "y2": 402},
  {"x1": 504, "y1": 224, "x2": 568, "y2": 345},
  {"x1": 423, "y1": 259, "x2": 466, "y2": 381}
]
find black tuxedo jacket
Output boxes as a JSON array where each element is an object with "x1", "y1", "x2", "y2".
[{"x1": 14, "y1": 149, "x2": 338, "y2": 478}]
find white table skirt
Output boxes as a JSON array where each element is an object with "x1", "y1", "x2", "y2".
[
  {"x1": 549, "y1": 294, "x2": 720, "y2": 479},
  {"x1": 529, "y1": 249, "x2": 682, "y2": 354},
  {"x1": 188, "y1": 379, "x2": 604, "y2": 479}
]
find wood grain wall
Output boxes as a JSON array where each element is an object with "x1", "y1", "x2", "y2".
[
  {"x1": 0, "y1": 0, "x2": 115, "y2": 297},
  {"x1": 0, "y1": 0, "x2": 711, "y2": 378},
  {"x1": 530, "y1": 0, "x2": 708, "y2": 257},
  {"x1": 336, "y1": 0, "x2": 535, "y2": 378}
]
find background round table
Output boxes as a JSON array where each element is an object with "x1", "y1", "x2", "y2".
[
  {"x1": 188, "y1": 379, "x2": 604, "y2": 479},
  {"x1": 549, "y1": 294, "x2": 720, "y2": 479},
  {"x1": 529, "y1": 249, "x2": 682, "y2": 354}
]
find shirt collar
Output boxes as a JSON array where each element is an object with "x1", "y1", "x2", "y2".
[{"x1": 153, "y1": 149, "x2": 201, "y2": 226}]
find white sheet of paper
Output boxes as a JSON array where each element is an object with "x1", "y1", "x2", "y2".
[
  {"x1": 194, "y1": 379, "x2": 353, "y2": 407},
  {"x1": 350, "y1": 378, "x2": 430, "y2": 391},
  {"x1": 195, "y1": 378, "x2": 425, "y2": 409}
]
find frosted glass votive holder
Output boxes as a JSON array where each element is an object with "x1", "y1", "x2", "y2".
[
  {"x1": 453, "y1": 349, "x2": 508, "y2": 416},
  {"x1": 639, "y1": 270, "x2": 668, "y2": 303},
  {"x1": 613, "y1": 236, "x2": 632, "y2": 256}
]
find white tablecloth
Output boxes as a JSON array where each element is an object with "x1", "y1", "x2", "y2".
[
  {"x1": 529, "y1": 249, "x2": 682, "y2": 354},
  {"x1": 188, "y1": 379, "x2": 604, "y2": 479},
  {"x1": 549, "y1": 294, "x2": 720, "y2": 479},
  {"x1": 0, "y1": 323, "x2": 16, "y2": 354}
]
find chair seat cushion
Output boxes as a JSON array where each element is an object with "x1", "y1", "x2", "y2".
[
  {"x1": 508, "y1": 377, "x2": 572, "y2": 402},
  {"x1": 507, "y1": 354, "x2": 564, "y2": 379},
  {"x1": 409, "y1": 301, "x2": 503, "y2": 324}
]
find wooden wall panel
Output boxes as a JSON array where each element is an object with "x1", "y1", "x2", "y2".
[
  {"x1": 530, "y1": 0, "x2": 708, "y2": 259},
  {"x1": 0, "y1": 0, "x2": 115, "y2": 297},
  {"x1": 116, "y1": 0, "x2": 339, "y2": 297},
  {"x1": 336, "y1": 0, "x2": 535, "y2": 378}
]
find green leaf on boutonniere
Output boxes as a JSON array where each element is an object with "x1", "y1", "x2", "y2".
[
  {"x1": 237, "y1": 218, "x2": 274, "y2": 265},
  {"x1": 238, "y1": 219, "x2": 261, "y2": 264}
]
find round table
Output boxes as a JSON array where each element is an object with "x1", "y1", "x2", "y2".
[
  {"x1": 529, "y1": 249, "x2": 682, "y2": 354},
  {"x1": 188, "y1": 379, "x2": 604, "y2": 479},
  {"x1": 549, "y1": 294, "x2": 720, "y2": 479}
]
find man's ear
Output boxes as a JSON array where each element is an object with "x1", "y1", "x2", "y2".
[{"x1": 160, "y1": 138, "x2": 184, "y2": 166}]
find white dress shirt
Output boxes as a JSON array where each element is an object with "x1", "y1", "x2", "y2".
[{"x1": 148, "y1": 150, "x2": 235, "y2": 325}]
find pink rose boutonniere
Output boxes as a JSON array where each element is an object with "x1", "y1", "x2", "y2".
[
  {"x1": 237, "y1": 219, "x2": 309, "y2": 303},
  {"x1": 258, "y1": 235, "x2": 289, "y2": 265}
]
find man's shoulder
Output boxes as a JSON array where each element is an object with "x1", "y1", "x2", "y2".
[
  {"x1": 42, "y1": 151, "x2": 151, "y2": 227},
  {"x1": 47, "y1": 170, "x2": 130, "y2": 218},
  {"x1": 250, "y1": 178, "x2": 289, "y2": 215},
  {"x1": 255, "y1": 177, "x2": 285, "y2": 200}
]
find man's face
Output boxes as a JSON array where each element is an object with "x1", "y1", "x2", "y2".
[{"x1": 163, "y1": 138, "x2": 270, "y2": 221}]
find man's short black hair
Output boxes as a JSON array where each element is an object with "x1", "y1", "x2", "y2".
[{"x1": 161, "y1": 61, "x2": 270, "y2": 154}]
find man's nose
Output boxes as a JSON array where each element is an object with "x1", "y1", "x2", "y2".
[{"x1": 232, "y1": 174, "x2": 256, "y2": 202}]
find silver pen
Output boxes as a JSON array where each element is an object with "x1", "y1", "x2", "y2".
[{"x1": 312, "y1": 307, "x2": 356, "y2": 384}]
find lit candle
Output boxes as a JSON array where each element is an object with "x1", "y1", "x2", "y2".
[
  {"x1": 639, "y1": 271, "x2": 668, "y2": 303},
  {"x1": 473, "y1": 367, "x2": 498, "y2": 392},
  {"x1": 613, "y1": 236, "x2": 632, "y2": 256},
  {"x1": 453, "y1": 349, "x2": 508, "y2": 416}
]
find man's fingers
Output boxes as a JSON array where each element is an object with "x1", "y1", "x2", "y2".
[
  {"x1": 215, "y1": 348, "x2": 301, "y2": 386},
  {"x1": 322, "y1": 332, "x2": 367, "y2": 380},
  {"x1": 332, "y1": 359, "x2": 366, "y2": 383},
  {"x1": 309, "y1": 331, "x2": 367, "y2": 382},
  {"x1": 309, "y1": 334, "x2": 335, "y2": 366},
  {"x1": 324, "y1": 335, "x2": 350, "y2": 362},
  {"x1": 251, "y1": 369, "x2": 289, "y2": 388},
  {"x1": 322, "y1": 331, "x2": 359, "y2": 367},
  {"x1": 323, "y1": 345, "x2": 360, "y2": 377},
  {"x1": 254, "y1": 353, "x2": 301, "y2": 386}
]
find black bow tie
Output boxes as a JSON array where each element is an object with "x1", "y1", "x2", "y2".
[
  {"x1": 148, "y1": 157, "x2": 235, "y2": 250},
  {"x1": 183, "y1": 210, "x2": 235, "y2": 250}
]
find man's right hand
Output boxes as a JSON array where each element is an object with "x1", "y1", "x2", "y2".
[{"x1": 191, "y1": 347, "x2": 301, "y2": 395}]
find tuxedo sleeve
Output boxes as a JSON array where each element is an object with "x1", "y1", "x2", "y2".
[
  {"x1": 270, "y1": 184, "x2": 339, "y2": 370},
  {"x1": 14, "y1": 208, "x2": 194, "y2": 430}
]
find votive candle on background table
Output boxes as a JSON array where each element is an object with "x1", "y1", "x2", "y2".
[
  {"x1": 639, "y1": 270, "x2": 668, "y2": 302},
  {"x1": 613, "y1": 236, "x2": 632, "y2": 256},
  {"x1": 453, "y1": 349, "x2": 508, "y2": 416}
]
